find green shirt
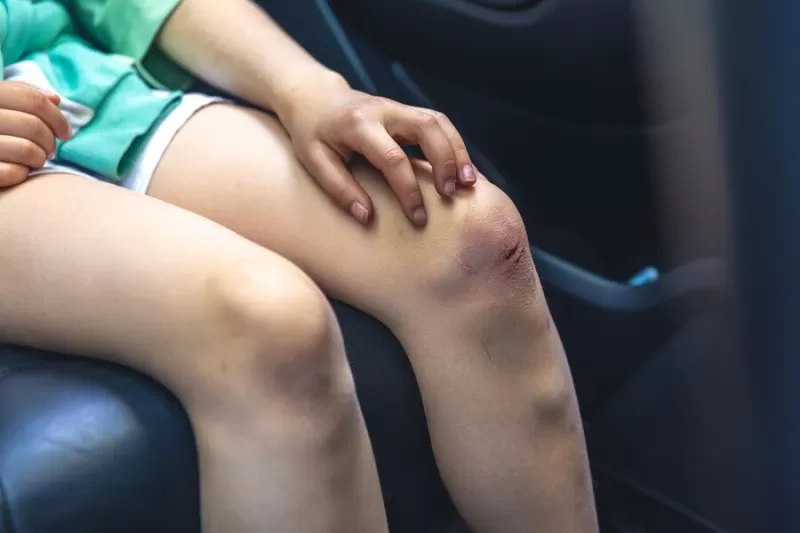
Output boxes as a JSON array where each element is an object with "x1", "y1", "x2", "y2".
[{"x1": 0, "y1": 0, "x2": 193, "y2": 180}]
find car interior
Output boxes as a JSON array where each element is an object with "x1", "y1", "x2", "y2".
[{"x1": 1, "y1": 0, "x2": 796, "y2": 532}]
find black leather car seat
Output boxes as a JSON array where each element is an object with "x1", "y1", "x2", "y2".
[
  {"x1": 0, "y1": 302, "x2": 468, "y2": 533},
  {"x1": 0, "y1": 346, "x2": 201, "y2": 533}
]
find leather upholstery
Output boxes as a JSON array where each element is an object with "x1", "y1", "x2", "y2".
[
  {"x1": 0, "y1": 302, "x2": 468, "y2": 533},
  {"x1": 0, "y1": 347, "x2": 201, "y2": 533}
]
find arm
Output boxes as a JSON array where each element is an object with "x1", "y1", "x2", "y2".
[
  {"x1": 156, "y1": 0, "x2": 478, "y2": 226},
  {"x1": 156, "y1": 0, "x2": 341, "y2": 122}
]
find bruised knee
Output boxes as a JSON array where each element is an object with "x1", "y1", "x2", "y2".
[
  {"x1": 456, "y1": 199, "x2": 530, "y2": 280},
  {"x1": 188, "y1": 260, "x2": 354, "y2": 415},
  {"x1": 424, "y1": 183, "x2": 536, "y2": 301}
]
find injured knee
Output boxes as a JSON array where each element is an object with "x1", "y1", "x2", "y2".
[
  {"x1": 454, "y1": 196, "x2": 535, "y2": 287},
  {"x1": 409, "y1": 182, "x2": 538, "y2": 308}
]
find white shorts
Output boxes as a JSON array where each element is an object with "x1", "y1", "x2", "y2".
[{"x1": 29, "y1": 93, "x2": 225, "y2": 194}]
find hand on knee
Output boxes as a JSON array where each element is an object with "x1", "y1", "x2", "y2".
[
  {"x1": 418, "y1": 183, "x2": 537, "y2": 304},
  {"x1": 396, "y1": 183, "x2": 558, "y2": 372}
]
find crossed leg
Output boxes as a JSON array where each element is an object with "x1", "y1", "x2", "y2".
[{"x1": 148, "y1": 104, "x2": 599, "y2": 533}]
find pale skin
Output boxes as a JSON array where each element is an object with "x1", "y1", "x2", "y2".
[{"x1": 0, "y1": 0, "x2": 599, "y2": 532}]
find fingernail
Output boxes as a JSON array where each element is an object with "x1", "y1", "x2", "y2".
[
  {"x1": 47, "y1": 151, "x2": 55, "y2": 161},
  {"x1": 412, "y1": 206, "x2": 427, "y2": 226},
  {"x1": 462, "y1": 164, "x2": 476, "y2": 183},
  {"x1": 443, "y1": 180, "x2": 456, "y2": 196},
  {"x1": 350, "y1": 201, "x2": 370, "y2": 224}
]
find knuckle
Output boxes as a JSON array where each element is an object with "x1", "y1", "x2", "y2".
[
  {"x1": 29, "y1": 149, "x2": 46, "y2": 167},
  {"x1": 365, "y1": 94, "x2": 386, "y2": 108},
  {"x1": 416, "y1": 111, "x2": 439, "y2": 127},
  {"x1": 382, "y1": 147, "x2": 408, "y2": 168},
  {"x1": 343, "y1": 106, "x2": 367, "y2": 124},
  {"x1": 14, "y1": 142, "x2": 43, "y2": 167},
  {"x1": 454, "y1": 146, "x2": 470, "y2": 161},
  {"x1": 6, "y1": 139, "x2": 24, "y2": 160},
  {"x1": 430, "y1": 110, "x2": 447, "y2": 123},
  {"x1": 405, "y1": 187, "x2": 423, "y2": 207},
  {"x1": 23, "y1": 116, "x2": 47, "y2": 141},
  {"x1": 407, "y1": 188, "x2": 423, "y2": 204},
  {"x1": 16, "y1": 115, "x2": 37, "y2": 139},
  {"x1": 331, "y1": 180, "x2": 352, "y2": 205},
  {"x1": 0, "y1": 164, "x2": 27, "y2": 186},
  {"x1": 27, "y1": 89, "x2": 47, "y2": 113},
  {"x1": 17, "y1": 140, "x2": 38, "y2": 159}
]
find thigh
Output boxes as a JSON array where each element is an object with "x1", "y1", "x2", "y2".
[
  {"x1": 0, "y1": 173, "x2": 313, "y2": 389},
  {"x1": 148, "y1": 104, "x2": 510, "y2": 323}
]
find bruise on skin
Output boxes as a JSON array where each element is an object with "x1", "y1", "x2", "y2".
[
  {"x1": 477, "y1": 307, "x2": 555, "y2": 376},
  {"x1": 270, "y1": 353, "x2": 337, "y2": 405},
  {"x1": 531, "y1": 366, "x2": 577, "y2": 431},
  {"x1": 455, "y1": 207, "x2": 534, "y2": 285},
  {"x1": 480, "y1": 318, "x2": 577, "y2": 431}
]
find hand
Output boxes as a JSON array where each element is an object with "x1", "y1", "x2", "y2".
[
  {"x1": 0, "y1": 81, "x2": 72, "y2": 188},
  {"x1": 282, "y1": 78, "x2": 477, "y2": 226}
]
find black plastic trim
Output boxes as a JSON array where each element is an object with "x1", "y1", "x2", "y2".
[
  {"x1": 533, "y1": 248, "x2": 726, "y2": 312},
  {"x1": 406, "y1": 0, "x2": 557, "y2": 27},
  {"x1": 594, "y1": 466, "x2": 728, "y2": 533},
  {"x1": 314, "y1": 0, "x2": 377, "y2": 93}
]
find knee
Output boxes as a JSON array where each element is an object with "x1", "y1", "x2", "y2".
[
  {"x1": 424, "y1": 182, "x2": 536, "y2": 301},
  {"x1": 194, "y1": 260, "x2": 351, "y2": 412}
]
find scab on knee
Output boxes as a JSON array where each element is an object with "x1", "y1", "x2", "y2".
[
  {"x1": 457, "y1": 210, "x2": 529, "y2": 279},
  {"x1": 433, "y1": 187, "x2": 536, "y2": 300}
]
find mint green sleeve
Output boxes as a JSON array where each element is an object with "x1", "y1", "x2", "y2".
[
  {"x1": 0, "y1": 2, "x2": 7, "y2": 72},
  {"x1": 62, "y1": 0, "x2": 193, "y2": 89}
]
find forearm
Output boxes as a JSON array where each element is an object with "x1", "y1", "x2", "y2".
[{"x1": 157, "y1": 0, "x2": 348, "y2": 122}]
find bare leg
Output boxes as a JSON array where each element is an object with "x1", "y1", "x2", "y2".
[
  {"x1": 148, "y1": 104, "x2": 599, "y2": 532},
  {"x1": 0, "y1": 175, "x2": 388, "y2": 533}
]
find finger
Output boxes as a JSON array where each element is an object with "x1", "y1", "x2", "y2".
[
  {"x1": 386, "y1": 107, "x2": 458, "y2": 198},
  {"x1": 347, "y1": 124, "x2": 427, "y2": 226},
  {"x1": 411, "y1": 107, "x2": 476, "y2": 187},
  {"x1": 0, "y1": 162, "x2": 30, "y2": 188},
  {"x1": 300, "y1": 142, "x2": 374, "y2": 225},
  {"x1": 0, "y1": 135, "x2": 48, "y2": 169},
  {"x1": 0, "y1": 109, "x2": 57, "y2": 158},
  {"x1": 4, "y1": 81, "x2": 61, "y2": 106},
  {"x1": 43, "y1": 92, "x2": 61, "y2": 106},
  {"x1": 0, "y1": 82, "x2": 71, "y2": 140}
]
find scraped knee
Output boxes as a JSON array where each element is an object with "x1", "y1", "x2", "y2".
[
  {"x1": 419, "y1": 182, "x2": 536, "y2": 303},
  {"x1": 454, "y1": 186, "x2": 534, "y2": 283}
]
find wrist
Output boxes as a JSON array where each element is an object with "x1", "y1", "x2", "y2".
[{"x1": 272, "y1": 68, "x2": 350, "y2": 128}]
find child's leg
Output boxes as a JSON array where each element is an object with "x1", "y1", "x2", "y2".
[
  {"x1": 147, "y1": 104, "x2": 599, "y2": 533},
  {"x1": 0, "y1": 174, "x2": 388, "y2": 533}
]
